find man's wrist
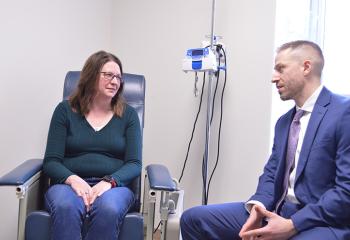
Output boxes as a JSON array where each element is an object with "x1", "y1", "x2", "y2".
[
  {"x1": 286, "y1": 219, "x2": 297, "y2": 236},
  {"x1": 245, "y1": 200, "x2": 266, "y2": 213}
]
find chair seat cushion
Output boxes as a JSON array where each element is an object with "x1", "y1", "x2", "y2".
[
  {"x1": 25, "y1": 211, "x2": 51, "y2": 240},
  {"x1": 25, "y1": 211, "x2": 143, "y2": 240},
  {"x1": 119, "y1": 213, "x2": 144, "y2": 240}
]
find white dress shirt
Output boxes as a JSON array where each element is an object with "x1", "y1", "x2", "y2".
[{"x1": 286, "y1": 85, "x2": 323, "y2": 203}]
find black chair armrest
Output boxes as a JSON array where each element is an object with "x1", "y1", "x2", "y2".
[
  {"x1": 146, "y1": 164, "x2": 177, "y2": 191},
  {"x1": 0, "y1": 159, "x2": 43, "y2": 186}
]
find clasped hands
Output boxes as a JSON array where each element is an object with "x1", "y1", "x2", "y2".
[
  {"x1": 239, "y1": 205, "x2": 297, "y2": 240},
  {"x1": 65, "y1": 175, "x2": 112, "y2": 211}
]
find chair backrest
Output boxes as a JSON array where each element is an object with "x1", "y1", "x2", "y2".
[{"x1": 63, "y1": 71, "x2": 145, "y2": 212}]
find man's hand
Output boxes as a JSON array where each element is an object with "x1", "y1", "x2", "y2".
[
  {"x1": 239, "y1": 205, "x2": 265, "y2": 239},
  {"x1": 240, "y1": 205, "x2": 297, "y2": 240}
]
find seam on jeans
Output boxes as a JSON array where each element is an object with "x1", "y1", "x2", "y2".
[
  {"x1": 116, "y1": 187, "x2": 135, "y2": 237},
  {"x1": 117, "y1": 188, "x2": 134, "y2": 222},
  {"x1": 44, "y1": 191, "x2": 56, "y2": 239},
  {"x1": 44, "y1": 193, "x2": 54, "y2": 214}
]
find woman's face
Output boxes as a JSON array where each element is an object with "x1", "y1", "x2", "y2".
[{"x1": 96, "y1": 61, "x2": 122, "y2": 100}]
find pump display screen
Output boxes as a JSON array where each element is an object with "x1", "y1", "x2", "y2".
[{"x1": 192, "y1": 49, "x2": 204, "y2": 56}]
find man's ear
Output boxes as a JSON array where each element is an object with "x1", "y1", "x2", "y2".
[{"x1": 303, "y1": 60, "x2": 312, "y2": 75}]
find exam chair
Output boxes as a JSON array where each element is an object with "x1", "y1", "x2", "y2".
[{"x1": 0, "y1": 71, "x2": 184, "y2": 240}]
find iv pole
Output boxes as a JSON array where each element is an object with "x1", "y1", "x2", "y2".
[{"x1": 202, "y1": 0, "x2": 216, "y2": 205}]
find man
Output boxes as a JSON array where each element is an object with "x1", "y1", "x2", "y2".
[{"x1": 180, "y1": 40, "x2": 350, "y2": 240}]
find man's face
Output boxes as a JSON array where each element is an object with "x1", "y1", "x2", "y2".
[{"x1": 272, "y1": 49, "x2": 306, "y2": 102}]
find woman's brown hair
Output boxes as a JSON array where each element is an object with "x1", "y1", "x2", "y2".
[{"x1": 69, "y1": 51, "x2": 125, "y2": 117}]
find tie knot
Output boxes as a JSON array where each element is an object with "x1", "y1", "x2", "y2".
[{"x1": 293, "y1": 109, "x2": 304, "y2": 122}]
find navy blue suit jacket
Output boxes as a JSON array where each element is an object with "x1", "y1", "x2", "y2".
[{"x1": 250, "y1": 87, "x2": 350, "y2": 238}]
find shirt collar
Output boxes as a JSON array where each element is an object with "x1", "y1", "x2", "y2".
[{"x1": 296, "y1": 85, "x2": 323, "y2": 113}]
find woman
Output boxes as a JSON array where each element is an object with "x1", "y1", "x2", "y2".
[{"x1": 43, "y1": 51, "x2": 142, "y2": 240}]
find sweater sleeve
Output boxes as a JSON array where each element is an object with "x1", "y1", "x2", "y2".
[
  {"x1": 43, "y1": 101, "x2": 75, "y2": 183},
  {"x1": 111, "y1": 106, "x2": 142, "y2": 187}
]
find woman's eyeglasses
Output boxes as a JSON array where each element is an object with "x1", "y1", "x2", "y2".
[{"x1": 100, "y1": 72, "x2": 122, "y2": 82}]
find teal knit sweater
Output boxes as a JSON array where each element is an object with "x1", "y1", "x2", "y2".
[{"x1": 43, "y1": 100, "x2": 142, "y2": 186}]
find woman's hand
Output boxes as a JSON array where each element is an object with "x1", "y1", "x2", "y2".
[
  {"x1": 65, "y1": 175, "x2": 92, "y2": 210},
  {"x1": 89, "y1": 180, "x2": 112, "y2": 205}
]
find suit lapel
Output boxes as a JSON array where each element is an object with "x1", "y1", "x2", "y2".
[
  {"x1": 275, "y1": 109, "x2": 294, "y2": 196},
  {"x1": 295, "y1": 88, "x2": 331, "y2": 183}
]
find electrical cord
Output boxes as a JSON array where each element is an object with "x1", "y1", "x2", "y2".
[
  {"x1": 152, "y1": 46, "x2": 226, "y2": 238},
  {"x1": 206, "y1": 46, "x2": 227, "y2": 202},
  {"x1": 211, "y1": 58, "x2": 220, "y2": 123},
  {"x1": 181, "y1": 44, "x2": 222, "y2": 186},
  {"x1": 201, "y1": 55, "x2": 221, "y2": 204},
  {"x1": 179, "y1": 73, "x2": 207, "y2": 183},
  {"x1": 178, "y1": 44, "x2": 227, "y2": 204},
  {"x1": 153, "y1": 221, "x2": 161, "y2": 234}
]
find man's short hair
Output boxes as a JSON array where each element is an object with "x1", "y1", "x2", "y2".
[{"x1": 278, "y1": 40, "x2": 324, "y2": 77}]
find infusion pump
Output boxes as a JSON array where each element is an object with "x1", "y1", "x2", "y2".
[{"x1": 182, "y1": 47, "x2": 218, "y2": 72}]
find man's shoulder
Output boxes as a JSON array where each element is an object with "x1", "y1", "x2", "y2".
[
  {"x1": 319, "y1": 86, "x2": 350, "y2": 107},
  {"x1": 329, "y1": 93, "x2": 350, "y2": 106}
]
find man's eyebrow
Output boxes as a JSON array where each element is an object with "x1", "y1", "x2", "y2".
[{"x1": 274, "y1": 63, "x2": 284, "y2": 70}]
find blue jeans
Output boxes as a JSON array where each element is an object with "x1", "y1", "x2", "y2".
[{"x1": 45, "y1": 182, "x2": 134, "y2": 240}]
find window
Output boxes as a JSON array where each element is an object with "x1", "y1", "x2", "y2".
[
  {"x1": 271, "y1": 0, "x2": 325, "y2": 139},
  {"x1": 271, "y1": 0, "x2": 350, "y2": 145},
  {"x1": 322, "y1": 1, "x2": 350, "y2": 95}
]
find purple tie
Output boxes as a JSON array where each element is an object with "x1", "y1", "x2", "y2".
[{"x1": 276, "y1": 109, "x2": 304, "y2": 211}]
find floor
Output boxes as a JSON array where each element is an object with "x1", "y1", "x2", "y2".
[
  {"x1": 154, "y1": 230, "x2": 161, "y2": 240},
  {"x1": 144, "y1": 230, "x2": 161, "y2": 240}
]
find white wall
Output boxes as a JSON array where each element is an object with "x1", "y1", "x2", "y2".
[
  {"x1": 0, "y1": 0, "x2": 113, "y2": 238},
  {"x1": 0, "y1": 0, "x2": 276, "y2": 237},
  {"x1": 111, "y1": 0, "x2": 276, "y2": 208},
  {"x1": 0, "y1": 0, "x2": 113, "y2": 176}
]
